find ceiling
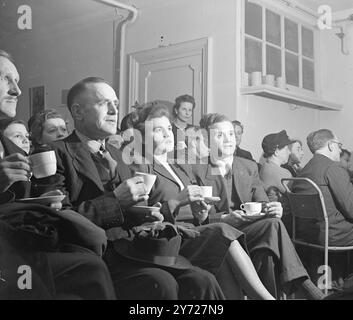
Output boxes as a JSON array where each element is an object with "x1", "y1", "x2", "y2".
[
  {"x1": 0, "y1": 0, "x2": 114, "y2": 41},
  {"x1": 296, "y1": 0, "x2": 353, "y2": 12}
]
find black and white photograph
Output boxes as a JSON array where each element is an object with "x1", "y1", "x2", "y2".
[{"x1": 1, "y1": 0, "x2": 353, "y2": 304}]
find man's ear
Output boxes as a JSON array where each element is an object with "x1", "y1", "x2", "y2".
[
  {"x1": 71, "y1": 103, "x2": 83, "y2": 121},
  {"x1": 327, "y1": 141, "x2": 333, "y2": 152}
]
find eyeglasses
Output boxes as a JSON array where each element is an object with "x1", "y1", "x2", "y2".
[{"x1": 330, "y1": 140, "x2": 343, "y2": 149}]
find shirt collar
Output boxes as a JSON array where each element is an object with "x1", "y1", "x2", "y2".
[{"x1": 76, "y1": 130, "x2": 105, "y2": 154}]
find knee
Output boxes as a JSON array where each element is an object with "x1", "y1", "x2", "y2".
[
  {"x1": 178, "y1": 268, "x2": 223, "y2": 300},
  {"x1": 141, "y1": 268, "x2": 179, "y2": 300}
]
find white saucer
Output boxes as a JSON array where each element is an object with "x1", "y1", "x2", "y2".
[
  {"x1": 129, "y1": 206, "x2": 161, "y2": 214},
  {"x1": 17, "y1": 195, "x2": 66, "y2": 205},
  {"x1": 203, "y1": 196, "x2": 221, "y2": 204},
  {"x1": 240, "y1": 212, "x2": 266, "y2": 220}
]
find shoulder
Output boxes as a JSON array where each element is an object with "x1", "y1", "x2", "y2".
[
  {"x1": 236, "y1": 147, "x2": 253, "y2": 160},
  {"x1": 234, "y1": 156, "x2": 258, "y2": 173}
]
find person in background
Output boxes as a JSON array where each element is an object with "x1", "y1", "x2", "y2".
[
  {"x1": 266, "y1": 186, "x2": 282, "y2": 203},
  {"x1": 259, "y1": 130, "x2": 293, "y2": 194},
  {"x1": 282, "y1": 139, "x2": 305, "y2": 177},
  {"x1": 183, "y1": 125, "x2": 209, "y2": 164},
  {"x1": 232, "y1": 120, "x2": 254, "y2": 161},
  {"x1": 339, "y1": 148, "x2": 353, "y2": 180},
  {"x1": 0, "y1": 118, "x2": 30, "y2": 154},
  {"x1": 28, "y1": 108, "x2": 68, "y2": 148},
  {"x1": 172, "y1": 94, "x2": 195, "y2": 152}
]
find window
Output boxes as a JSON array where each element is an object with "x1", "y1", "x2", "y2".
[{"x1": 243, "y1": 0, "x2": 316, "y2": 93}]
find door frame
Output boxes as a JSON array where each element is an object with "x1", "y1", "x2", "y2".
[{"x1": 128, "y1": 37, "x2": 210, "y2": 118}]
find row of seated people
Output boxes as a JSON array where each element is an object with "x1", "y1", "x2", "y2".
[{"x1": 0, "y1": 48, "x2": 329, "y2": 300}]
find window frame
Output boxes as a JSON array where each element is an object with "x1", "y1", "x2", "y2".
[{"x1": 241, "y1": 0, "x2": 319, "y2": 97}]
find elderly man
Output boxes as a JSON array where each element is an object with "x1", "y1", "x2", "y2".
[
  {"x1": 292, "y1": 129, "x2": 353, "y2": 246},
  {"x1": 49, "y1": 77, "x2": 225, "y2": 300},
  {"x1": 0, "y1": 50, "x2": 116, "y2": 299}
]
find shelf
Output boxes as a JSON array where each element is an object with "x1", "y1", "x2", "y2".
[{"x1": 240, "y1": 85, "x2": 342, "y2": 111}]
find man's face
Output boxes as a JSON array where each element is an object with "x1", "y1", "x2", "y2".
[
  {"x1": 277, "y1": 145, "x2": 291, "y2": 165},
  {"x1": 329, "y1": 136, "x2": 342, "y2": 162},
  {"x1": 176, "y1": 102, "x2": 193, "y2": 123},
  {"x1": 209, "y1": 121, "x2": 236, "y2": 158},
  {"x1": 76, "y1": 82, "x2": 119, "y2": 140},
  {"x1": 289, "y1": 141, "x2": 304, "y2": 164},
  {"x1": 234, "y1": 124, "x2": 243, "y2": 147},
  {"x1": 0, "y1": 56, "x2": 21, "y2": 118}
]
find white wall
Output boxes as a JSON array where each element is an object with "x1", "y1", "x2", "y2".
[
  {"x1": 319, "y1": 8, "x2": 353, "y2": 150},
  {"x1": 3, "y1": 0, "x2": 352, "y2": 165}
]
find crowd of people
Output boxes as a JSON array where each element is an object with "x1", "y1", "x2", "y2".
[{"x1": 1, "y1": 48, "x2": 353, "y2": 300}]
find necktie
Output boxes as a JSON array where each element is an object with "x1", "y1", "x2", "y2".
[{"x1": 98, "y1": 144, "x2": 118, "y2": 180}]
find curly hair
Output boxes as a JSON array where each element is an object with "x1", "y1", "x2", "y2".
[{"x1": 28, "y1": 109, "x2": 67, "y2": 146}]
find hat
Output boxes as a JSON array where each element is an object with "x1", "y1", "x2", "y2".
[
  {"x1": 113, "y1": 222, "x2": 192, "y2": 269},
  {"x1": 262, "y1": 130, "x2": 293, "y2": 155}
]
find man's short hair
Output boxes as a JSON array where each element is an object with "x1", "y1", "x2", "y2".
[
  {"x1": 232, "y1": 120, "x2": 244, "y2": 132},
  {"x1": 66, "y1": 77, "x2": 112, "y2": 112},
  {"x1": 173, "y1": 94, "x2": 195, "y2": 115},
  {"x1": 306, "y1": 129, "x2": 335, "y2": 154},
  {"x1": 0, "y1": 49, "x2": 14, "y2": 63},
  {"x1": 289, "y1": 139, "x2": 303, "y2": 151}
]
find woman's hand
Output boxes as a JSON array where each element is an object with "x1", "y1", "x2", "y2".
[
  {"x1": 191, "y1": 200, "x2": 210, "y2": 224},
  {"x1": 221, "y1": 210, "x2": 252, "y2": 228},
  {"x1": 265, "y1": 202, "x2": 283, "y2": 219},
  {"x1": 175, "y1": 185, "x2": 204, "y2": 207}
]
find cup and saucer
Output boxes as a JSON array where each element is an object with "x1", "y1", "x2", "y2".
[{"x1": 239, "y1": 202, "x2": 266, "y2": 220}]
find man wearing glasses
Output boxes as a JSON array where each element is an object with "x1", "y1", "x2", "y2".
[{"x1": 292, "y1": 129, "x2": 353, "y2": 246}]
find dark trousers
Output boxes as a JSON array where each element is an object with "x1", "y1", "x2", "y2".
[
  {"x1": 104, "y1": 245, "x2": 225, "y2": 300},
  {"x1": 240, "y1": 218, "x2": 309, "y2": 295}
]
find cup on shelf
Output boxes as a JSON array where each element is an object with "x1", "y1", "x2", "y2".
[
  {"x1": 276, "y1": 76, "x2": 286, "y2": 89},
  {"x1": 250, "y1": 71, "x2": 262, "y2": 86},
  {"x1": 265, "y1": 74, "x2": 275, "y2": 86}
]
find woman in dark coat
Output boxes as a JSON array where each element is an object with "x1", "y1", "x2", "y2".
[{"x1": 130, "y1": 104, "x2": 275, "y2": 300}]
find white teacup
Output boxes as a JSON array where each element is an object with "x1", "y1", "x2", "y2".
[
  {"x1": 135, "y1": 172, "x2": 157, "y2": 194},
  {"x1": 30, "y1": 150, "x2": 57, "y2": 178},
  {"x1": 200, "y1": 186, "x2": 212, "y2": 198},
  {"x1": 240, "y1": 202, "x2": 262, "y2": 215}
]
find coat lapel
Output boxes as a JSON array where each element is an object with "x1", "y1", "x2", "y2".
[
  {"x1": 232, "y1": 157, "x2": 247, "y2": 203},
  {"x1": 153, "y1": 162, "x2": 182, "y2": 189},
  {"x1": 66, "y1": 132, "x2": 105, "y2": 192}
]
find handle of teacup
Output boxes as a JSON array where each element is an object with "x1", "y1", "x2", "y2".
[{"x1": 240, "y1": 204, "x2": 245, "y2": 210}]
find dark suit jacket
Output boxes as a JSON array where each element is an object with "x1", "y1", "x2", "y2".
[
  {"x1": 235, "y1": 147, "x2": 254, "y2": 162},
  {"x1": 50, "y1": 131, "x2": 132, "y2": 230},
  {"x1": 292, "y1": 154, "x2": 353, "y2": 246},
  {"x1": 192, "y1": 156, "x2": 268, "y2": 221}
]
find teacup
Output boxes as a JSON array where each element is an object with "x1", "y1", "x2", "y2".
[
  {"x1": 200, "y1": 186, "x2": 212, "y2": 198},
  {"x1": 240, "y1": 202, "x2": 262, "y2": 215},
  {"x1": 135, "y1": 172, "x2": 157, "y2": 194},
  {"x1": 30, "y1": 150, "x2": 57, "y2": 178}
]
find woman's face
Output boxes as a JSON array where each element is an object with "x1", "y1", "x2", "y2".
[
  {"x1": 209, "y1": 121, "x2": 236, "y2": 158},
  {"x1": 4, "y1": 123, "x2": 30, "y2": 154},
  {"x1": 175, "y1": 102, "x2": 193, "y2": 123},
  {"x1": 145, "y1": 115, "x2": 174, "y2": 155},
  {"x1": 40, "y1": 117, "x2": 68, "y2": 144}
]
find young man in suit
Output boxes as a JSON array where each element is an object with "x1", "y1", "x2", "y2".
[
  {"x1": 0, "y1": 50, "x2": 116, "y2": 300},
  {"x1": 48, "y1": 77, "x2": 225, "y2": 300}
]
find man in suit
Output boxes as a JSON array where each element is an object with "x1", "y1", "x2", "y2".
[
  {"x1": 0, "y1": 49, "x2": 116, "y2": 299},
  {"x1": 49, "y1": 77, "x2": 225, "y2": 300},
  {"x1": 292, "y1": 129, "x2": 353, "y2": 246},
  {"x1": 193, "y1": 113, "x2": 325, "y2": 299}
]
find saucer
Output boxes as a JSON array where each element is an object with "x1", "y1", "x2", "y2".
[
  {"x1": 129, "y1": 206, "x2": 161, "y2": 214},
  {"x1": 17, "y1": 195, "x2": 66, "y2": 205},
  {"x1": 203, "y1": 196, "x2": 221, "y2": 204},
  {"x1": 240, "y1": 212, "x2": 266, "y2": 221}
]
